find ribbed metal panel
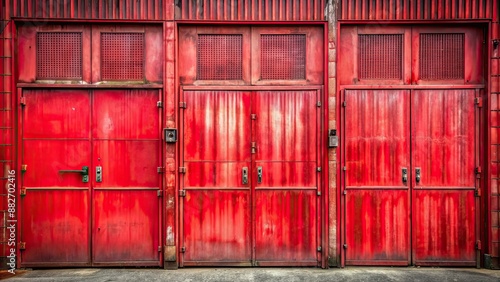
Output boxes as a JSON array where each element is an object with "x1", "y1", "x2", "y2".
[
  {"x1": 176, "y1": 0, "x2": 325, "y2": 21},
  {"x1": 5, "y1": 0, "x2": 168, "y2": 20},
  {"x1": 340, "y1": 0, "x2": 495, "y2": 20}
]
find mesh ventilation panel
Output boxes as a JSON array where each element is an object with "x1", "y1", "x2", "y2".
[
  {"x1": 419, "y1": 33, "x2": 464, "y2": 80},
  {"x1": 358, "y1": 34, "x2": 403, "y2": 80},
  {"x1": 37, "y1": 32, "x2": 82, "y2": 79},
  {"x1": 101, "y1": 33, "x2": 145, "y2": 80},
  {"x1": 197, "y1": 34, "x2": 243, "y2": 80},
  {"x1": 260, "y1": 34, "x2": 306, "y2": 80}
]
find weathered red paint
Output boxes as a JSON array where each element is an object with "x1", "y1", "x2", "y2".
[
  {"x1": 20, "y1": 89, "x2": 162, "y2": 266},
  {"x1": 181, "y1": 89, "x2": 320, "y2": 266}
]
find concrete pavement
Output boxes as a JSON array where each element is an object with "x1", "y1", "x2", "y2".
[{"x1": 2, "y1": 267, "x2": 500, "y2": 282}]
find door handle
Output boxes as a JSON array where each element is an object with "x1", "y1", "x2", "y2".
[
  {"x1": 415, "y1": 167, "x2": 421, "y2": 184},
  {"x1": 96, "y1": 166, "x2": 103, "y2": 183},
  {"x1": 257, "y1": 166, "x2": 263, "y2": 184},
  {"x1": 59, "y1": 166, "x2": 89, "y2": 183},
  {"x1": 242, "y1": 167, "x2": 248, "y2": 185},
  {"x1": 402, "y1": 167, "x2": 408, "y2": 184}
]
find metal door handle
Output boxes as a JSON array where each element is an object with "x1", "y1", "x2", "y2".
[
  {"x1": 59, "y1": 166, "x2": 89, "y2": 183},
  {"x1": 242, "y1": 167, "x2": 248, "y2": 185},
  {"x1": 415, "y1": 167, "x2": 421, "y2": 183},
  {"x1": 402, "y1": 167, "x2": 408, "y2": 184},
  {"x1": 257, "y1": 166, "x2": 263, "y2": 184}
]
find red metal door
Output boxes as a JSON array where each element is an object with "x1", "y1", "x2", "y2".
[
  {"x1": 21, "y1": 89, "x2": 91, "y2": 266},
  {"x1": 412, "y1": 89, "x2": 477, "y2": 266},
  {"x1": 181, "y1": 89, "x2": 320, "y2": 266},
  {"x1": 181, "y1": 90, "x2": 252, "y2": 265},
  {"x1": 344, "y1": 89, "x2": 411, "y2": 265},
  {"x1": 21, "y1": 89, "x2": 161, "y2": 266},
  {"x1": 253, "y1": 90, "x2": 320, "y2": 266},
  {"x1": 92, "y1": 89, "x2": 161, "y2": 266}
]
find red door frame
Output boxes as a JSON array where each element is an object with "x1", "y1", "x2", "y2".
[
  {"x1": 175, "y1": 22, "x2": 329, "y2": 268},
  {"x1": 337, "y1": 21, "x2": 490, "y2": 268}
]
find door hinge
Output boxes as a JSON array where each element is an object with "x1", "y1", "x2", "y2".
[
  {"x1": 157, "y1": 101, "x2": 163, "y2": 108},
  {"x1": 343, "y1": 166, "x2": 347, "y2": 171},
  {"x1": 317, "y1": 191, "x2": 321, "y2": 196},
  {"x1": 20, "y1": 97, "x2": 26, "y2": 106},
  {"x1": 476, "y1": 240, "x2": 482, "y2": 250},
  {"x1": 157, "y1": 190, "x2": 163, "y2": 198},
  {"x1": 474, "y1": 97, "x2": 483, "y2": 108},
  {"x1": 343, "y1": 244, "x2": 347, "y2": 249},
  {"x1": 342, "y1": 101, "x2": 347, "y2": 107},
  {"x1": 251, "y1": 114, "x2": 257, "y2": 120},
  {"x1": 19, "y1": 242, "x2": 26, "y2": 250},
  {"x1": 179, "y1": 102, "x2": 187, "y2": 109},
  {"x1": 158, "y1": 246, "x2": 162, "y2": 252},
  {"x1": 20, "y1": 187, "x2": 26, "y2": 196},
  {"x1": 343, "y1": 190, "x2": 347, "y2": 195},
  {"x1": 317, "y1": 167, "x2": 321, "y2": 172},
  {"x1": 251, "y1": 142, "x2": 257, "y2": 154},
  {"x1": 475, "y1": 188, "x2": 481, "y2": 197},
  {"x1": 317, "y1": 246, "x2": 322, "y2": 252},
  {"x1": 21, "y1": 164, "x2": 27, "y2": 172},
  {"x1": 179, "y1": 190, "x2": 186, "y2": 197},
  {"x1": 180, "y1": 247, "x2": 186, "y2": 253},
  {"x1": 316, "y1": 101, "x2": 322, "y2": 107},
  {"x1": 179, "y1": 167, "x2": 186, "y2": 173},
  {"x1": 157, "y1": 167, "x2": 165, "y2": 174},
  {"x1": 475, "y1": 166, "x2": 482, "y2": 178}
]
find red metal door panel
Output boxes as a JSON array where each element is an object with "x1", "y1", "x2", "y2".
[
  {"x1": 21, "y1": 89, "x2": 91, "y2": 266},
  {"x1": 254, "y1": 90, "x2": 319, "y2": 265},
  {"x1": 344, "y1": 90, "x2": 410, "y2": 265},
  {"x1": 183, "y1": 190, "x2": 251, "y2": 263},
  {"x1": 412, "y1": 89, "x2": 476, "y2": 265},
  {"x1": 92, "y1": 90, "x2": 161, "y2": 265},
  {"x1": 182, "y1": 90, "x2": 251, "y2": 265}
]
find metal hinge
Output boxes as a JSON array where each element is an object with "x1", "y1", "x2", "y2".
[
  {"x1": 179, "y1": 167, "x2": 186, "y2": 173},
  {"x1": 343, "y1": 190, "x2": 347, "y2": 195},
  {"x1": 19, "y1": 242, "x2": 26, "y2": 250},
  {"x1": 251, "y1": 114, "x2": 257, "y2": 120},
  {"x1": 475, "y1": 166, "x2": 482, "y2": 178},
  {"x1": 157, "y1": 101, "x2": 163, "y2": 108},
  {"x1": 474, "y1": 97, "x2": 483, "y2": 108},
  {"x1": 179, "y1": 102, "x2": 187, "y2": 109},
  {"x1": 21, "y1": 164, "x2": 27, "y2": 172},
  {"x1": 157, "y1": 190, "x2": 163, "y2": 197},
  {"x1": 317, "y1": 101, "x2": 321, "y2": 107},
  {"x1": 343, "y1": 166, "x2": 347, "y2": 171},
  {"x1": 317, "y1": 191, "x2": 321, "y2": 196},
  {"x1": 317, "y1": 167, "x2": 321, "y2": 172},
  {"x1": 20, "y1": 187, "x2": 26, "y2": 196},
  {"x1": 343, "y1": 244, "x2": 347, "y2": 249},
  {"x1": 475, "y1": 188, "x2": 481, "y2": 197},
  {"x1": 20, "y1": 97, "x2": 26, "y2": 106},
  {"x1": 476, "y1": 240, "x2": 482, "y2": 250},
  {"x1": 180, "y1": 247, "x2": 186, "y2": 253},
  {"x1": 342, "y1": 101, "x2": 347, "y2": 107},
  {"x1": 179, "y1": 190, "x2": 186, "y2": 197},
  {"x1": 158, "y1": 246, "x2": 162, "y2": 252},
  {"x1": 251, "y1": 142, "x2": 257, "y2": 154},
  {"x1": 157, "y1": 167, "x2": 165, "y2": 174},
  {"x1": 317, "y1": 246, "x2": 322, "y2": 252}
]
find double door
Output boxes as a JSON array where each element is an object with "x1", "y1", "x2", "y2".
[
  {"x1": 20, "y1": 89, "x2": 162, "y2": 266},
  {"x1": 180, "y1": 89, "x2": 322, "y2": 266},
  {"x1": 344, "y1": 89, "x2": 479, "y2": 266}
]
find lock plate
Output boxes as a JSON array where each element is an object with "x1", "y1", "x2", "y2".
[
  {"x1": 242, "y1": 167, "x2": 248, "y2": 185},
  {"x1": 96, "y1": 166, "x2": 102, "y2": 183},
  {"x1": 164, "y1": 128, "x2": 178, "y2": 143},
  {"x1": 257, "y1": 166, "x2": 263, "y2": 184},
  {"x1": 328, "y1": 129, "x2": 338, "y2": 148}
]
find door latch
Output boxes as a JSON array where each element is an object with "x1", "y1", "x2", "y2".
[
  {"x1": 96, "y1": 166, "x2": 102, "y2": 183},
  {"x1": 402, "y1": 167, "x2": 408, "y2": 184},
  {"x1": 415, "y1": 167, "x2": 421, "y2": 184},
  {"x1": 59, "y1": 166, "x2": 89, "y2": 183},
  {"x1": 257, "y1": 166, "x2": 263, "y2": 184},
  {"x1": 242, "y1": 167, "x2": 248, "y2": 185}
]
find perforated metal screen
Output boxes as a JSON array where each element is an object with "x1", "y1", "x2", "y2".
[
  {"x1": 419, "y1": 33, "x2": 464, "y2": 80},
  {"x1": 101, "y1": 33, "x2": 145, "y2": 81},
  {"x1": 36, "y1": 32, "x2": 82, "y2": 79},
  {"x1": 260, "y1": 34, "x2": 306, "y2": 80},
  {"x1": 197, "y1": 34, "x2": 243, "y2": 80},
  {"x1": 358, "y1": 34, "x2": 403, "y2": 80}
]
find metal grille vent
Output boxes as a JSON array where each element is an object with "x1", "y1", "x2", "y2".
[
  {"x1": 197, "y1": 34, "x2": 243, "y2": 80},
  {"x1": 261, "y1": 34, "x2": 306, "y2": 80},
  {"x1": 37, "y1": 32, "x2": 82, "y2": 79},
  {"x1": 358, "y1": 34, "x2": 403, "y2": 80},
  {"x1": 101, "y1": 33, "x2": 144, "y2": 81},
  {"x1": 419, "y1": 33, "x2": 464, "y2": 80}
]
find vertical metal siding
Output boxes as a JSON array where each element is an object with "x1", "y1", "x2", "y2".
[
  {"x1": 176, "y1": 0, "x2": 325, "y2": 21},
  {"x1": 340, "y1": 0, "x2": 494, "y2": 20}
]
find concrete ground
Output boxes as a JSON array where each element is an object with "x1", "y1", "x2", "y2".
[{"x1": 1, "y1": 267, "x2": 500, "y2": 282}]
